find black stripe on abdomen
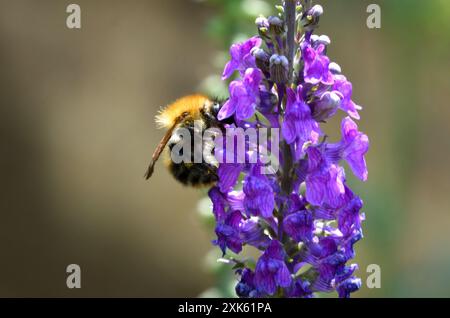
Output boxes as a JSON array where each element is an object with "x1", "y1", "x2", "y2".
[{"x1": 169, "y1": 162, "x2": 218, "y2": 187}]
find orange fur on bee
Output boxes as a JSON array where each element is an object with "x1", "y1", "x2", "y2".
[{"x1": 155, "y1": 94, "x2": 211, "y2": 129}]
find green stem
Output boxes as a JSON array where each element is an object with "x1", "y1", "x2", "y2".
[
  {"x1": 278, "y1": 0, "x2": 297, "y2": 242},
  {"x1": 284, "y1": 0, "x2": 297, "y2": 84}
]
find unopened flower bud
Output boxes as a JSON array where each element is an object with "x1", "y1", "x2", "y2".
[
  {"x1": 312, "y1": 91, "x2": 341, "y2": 121},
  {"x1": 269, "y1": 54, "x2": 289, "y2": 70},
  {"x1": 302, "y1": 5, "x2": 323, "y2": 31},
  {"x1": 308, "y1": 5, "x2": 323, "y2": 19},
  {"x1": 268, "y1": 16, "x2": 284, "y2": 34},
  {"x1": 275, "y1": 5, "x2": 284, "y2": 13},
  {"x1": 329, "y1": 62, "x2": 342, "y2": 75},
  {"x1": 269, "y1": 54, "x2": 289, "y2": 83},
  {"x1": 252, "y1": 48, "x2": 270, "y2": 73},
  {"x1": 255, "y1": 16, "x2": 269, "y2": 29},
  {"x1": 311, "y1": 34, "x2": 331, "y2": 47}
]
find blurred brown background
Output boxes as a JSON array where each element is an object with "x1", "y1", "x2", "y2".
[
  {"x1": 1, "y1": 0, "x2": 450, "y2": 297},
  {"x1": 0, "y1": 0, "x2": 217, "y2": 297}
]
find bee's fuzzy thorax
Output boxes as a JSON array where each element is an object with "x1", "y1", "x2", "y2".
[{"x1": 155, "y1": 94, "x2": 211, "y2": 129}]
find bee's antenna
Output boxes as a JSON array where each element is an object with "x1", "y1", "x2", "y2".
[
  {"x1": 144, "y1": 125, "x2": 176, "y2": 180},
  {"x1": 145, "y1": 114, "x2": 187, "y2": 180}
]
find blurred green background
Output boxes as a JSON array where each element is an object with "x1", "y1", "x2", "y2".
[{"x1": 0, "y1": 0, "x2": 449, "y2": 297}]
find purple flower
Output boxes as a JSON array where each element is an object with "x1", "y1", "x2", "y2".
[
  {"x1": 218, "y1": 164, "x2": 242, "y2": 193},
  {"x1": 226, "y1": 190, "x2": 246, "y2": 212},
  {"x1": 333, "y1": 75, "x2": 362, "y2": 120},
  {"x1": 303, "y1": 43, "x2": 334, "y2": 86},
  {"x1": 236, "y1": 268, "x2": 259, "y2": 298},
  {"x1": 338, "y1": 189, "x2": 364, "y2": 237},
  {"x1": 283, "y1": 209, "x2": 314, "y2": 243},
  {"x1": 340, "y1": 117, "x2": 369, "y2": 181},
  {"x1": 304, "y1": 237, "x2": 344, "y2": 292},
  {"x1": 222, "y1": 37, "x2": 262, "y2": 80},
  {"x1": 243, "y1": 165, "x2": 275, "y2": 218},
  {"x1": 240, "y1": 217, "x2": 271, "y2": 250},
  {"x1": 254, "y1": 240, "x2": 292, "y2": 295},
  {"x1": 285, "y1": 278, "x2": 313, "y2": 298},
  {"x1": 286, "y1": 193, "x2": 307, "y2": 213},
  {"x1": 342, "y1": 230, "x2": 363, "y2": 260},
  {"x1": 209, "y1": 187, "x2": 227, "y2": 221},
  {"x1": 336, "y1": 277, "x2": 362, "y2": 298},
  {"x1": 282, "y1": 86, "x2": 321, "y2": 160},
  {"x1": 305, "y1": 147, "x2": 346, "y2": 208},
  {"x1": 218, "y1": 68, "x2": 263, "y2": 121},
  {"x1": 300, "y1": 224, "x2": 361, "y2": 298},
  {"x1": 214, "y1": 210, "x2": 243, "y2": 255},
  {"x1": 334, "y1": 263, "x2": 358, "y2": 286},
  {"x1": 304, "y1": 237, "x2": 338, "y2": 267},
  {"x1": 325, "y1": 117, "x2": 369, "y2": 181}
]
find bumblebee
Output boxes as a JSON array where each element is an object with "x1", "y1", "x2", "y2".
[{"x1": 145, "y1": 95, "x2": 230, "y2": 187}]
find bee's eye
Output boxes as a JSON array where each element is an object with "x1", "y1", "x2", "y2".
[
  {"x1": 212, "y1": 102, "x2": 221, "y2": 116},
  {"x1": 182, "y1": 111, "x2": 189, "y2": 117}
]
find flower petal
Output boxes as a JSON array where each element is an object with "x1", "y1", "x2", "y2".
[
  {"x1": 217, "y1": 99, "x2": 236, "y2": 120},
  {"x1": 218, "y1": 164, "x2": 242, "y2": 193}
]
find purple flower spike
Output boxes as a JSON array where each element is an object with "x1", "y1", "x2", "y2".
[
  {"x1": 218, "y1": 68, "x2": 263, "y2": 121},
  {"x1": 222, "y1": 37, "x2": 262, "y2": 80},
  {"x1": 254, "y1": 241, "x2": 292, "y2": 295},
  {"x1": 211, "y1": 2, "x2": 369, "y2": 299}
]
